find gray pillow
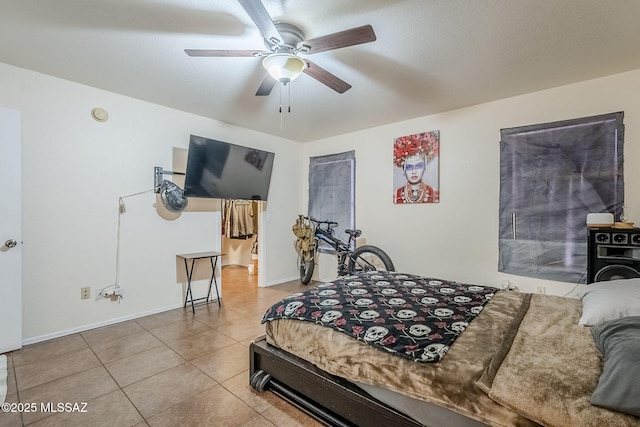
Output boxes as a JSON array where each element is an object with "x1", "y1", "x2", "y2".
[{"x1": 590, "y1": 316, "x2": 640, "y2": 417}]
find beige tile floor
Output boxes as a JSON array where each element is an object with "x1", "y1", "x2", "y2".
[{"x1": 1, "y1": 265, "x2": 323, "y2": 427}]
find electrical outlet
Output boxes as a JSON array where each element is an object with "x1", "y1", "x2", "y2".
[
  {"x1": 81, "y1": 287, "x2": 91, "y2": 299},
  {"x1": 536, "y1": 286, "x2": 546, "y2": 295}
]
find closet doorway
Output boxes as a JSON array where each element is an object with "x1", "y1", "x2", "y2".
[{"x1": 221, "y1": 200, "x2": 264, "y2": 286}]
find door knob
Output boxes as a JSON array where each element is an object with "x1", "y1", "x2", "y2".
[{"x1": 4, "y1": 239, "x2": 17, "y2": 248}]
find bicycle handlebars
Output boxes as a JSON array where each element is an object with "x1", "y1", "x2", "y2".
[{"x1": 300, "y1": 215, "x2": 338, "y2": 227}]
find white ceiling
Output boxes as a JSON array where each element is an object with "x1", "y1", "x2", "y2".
[{"x1": 1, "y1": 0, "x2": 640, "y2": 142}]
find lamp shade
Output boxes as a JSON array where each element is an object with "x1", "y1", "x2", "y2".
[
  {"x1": 159, "y1": 180, "x2": 188, "y2": 213},
  {"x1": 262, "y1": 54, "x2": 307, "y2": 84}
]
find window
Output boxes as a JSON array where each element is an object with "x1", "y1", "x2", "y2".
[
  {"x1": 499, "y1": 112, "x2": 624, "y2": 283},
  {"x1": 308, "y1": 151, "x2": 355, "y2": 251}
]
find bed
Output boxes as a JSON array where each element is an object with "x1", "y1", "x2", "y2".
[{"x1": 249, "y1": 271, "x2": 640, "y2": 426}]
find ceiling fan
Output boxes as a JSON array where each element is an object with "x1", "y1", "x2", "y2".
[{"x1": 185, "y1": 0, "x2": 376, "y2": 96}]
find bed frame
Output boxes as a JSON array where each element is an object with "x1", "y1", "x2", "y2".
[{"x1": 249, "y1": 335, "x2": 423, "y2": 427}]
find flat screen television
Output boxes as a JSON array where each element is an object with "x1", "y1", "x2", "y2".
[{"x1": 184, "y1": 134, "x2": 275, "y2": 201}]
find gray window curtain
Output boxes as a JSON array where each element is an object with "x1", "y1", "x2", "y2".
[
  {"x1": 308, "y1": 151, "x2": 355, "y2": 251},
  {"x1": 499, "y1": 112, "x2": 624, "y2": 283}
]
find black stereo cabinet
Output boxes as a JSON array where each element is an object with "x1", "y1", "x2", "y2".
[{"x1": 587, "y1": 227, "x2": 640, "y2": 283}]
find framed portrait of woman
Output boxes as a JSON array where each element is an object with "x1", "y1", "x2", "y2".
[{"x1": 393, "y1": 131, "x2": 440, "y2": 204}]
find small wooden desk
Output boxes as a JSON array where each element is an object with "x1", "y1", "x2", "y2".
[{"x1": 177, "y1": 251, "x2": 223, "y2": 313}]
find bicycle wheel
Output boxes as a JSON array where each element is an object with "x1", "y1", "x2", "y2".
[
  {"x1": 348, "y1": 245, "x2": 395, "y2": 273},
  {"x1": 299, "y1": 250, "x2": 315, "y2": 285}
]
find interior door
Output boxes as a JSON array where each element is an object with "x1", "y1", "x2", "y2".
[{"x1": 0, "y1": 107, "x2": 22, "y2": 353}]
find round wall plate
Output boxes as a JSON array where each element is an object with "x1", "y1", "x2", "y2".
[{"x1": 91, "y1": 107, "x2": 109, "y2": 122}]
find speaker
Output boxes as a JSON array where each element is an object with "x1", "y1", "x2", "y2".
[{"x1": 587, "y1": 227, "x2": 640, "y2": 283}]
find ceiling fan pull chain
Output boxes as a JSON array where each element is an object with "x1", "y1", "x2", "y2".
[
  {"x1": 288, "y1": 83, "x2": 292, "y2": 113},
  {"x1": 279, "y1": 84, "x2": 283, "y2": 130}
]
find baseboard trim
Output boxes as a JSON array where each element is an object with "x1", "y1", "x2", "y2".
[
  {"x1": 22, "y1": 302, "x2": 186, "y2": 346},
  {"x1": 264, "y1": 275, "x2": 300, "y2": 287}
]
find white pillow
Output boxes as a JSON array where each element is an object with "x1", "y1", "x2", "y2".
[{"x1": 577, "y1": 278, "x2": 640, "y2": 326}]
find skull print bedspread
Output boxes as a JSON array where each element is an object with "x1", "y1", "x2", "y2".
[{"x1": 261, "y1": 271, "x2": 497, "y2": 362}]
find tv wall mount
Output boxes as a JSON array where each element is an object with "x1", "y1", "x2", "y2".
[{"x1": 153, "y1": 166, "x2": 185, "y2": 193}]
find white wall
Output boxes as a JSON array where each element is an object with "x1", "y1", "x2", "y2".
[
  {"x1": 3, "y1": 60, "x2": 639, "y2": 342},
  {"x1": 304, "y1": 69, "x2": 640, "y2": 296},
  {"x1": 222, "y1": 235, "x2": 255, "y2": 267},
  {"x1": 0, "y1": 62, "x2": 303, "y2": 342}
]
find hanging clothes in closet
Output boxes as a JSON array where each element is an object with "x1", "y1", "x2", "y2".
[{"x1": 222, "y1": 200, "x2": 259, "y2": 239}]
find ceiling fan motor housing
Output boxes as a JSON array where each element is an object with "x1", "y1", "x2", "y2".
[{"x1": 265, "y1": 22, "x2": 305, "y2": 53}]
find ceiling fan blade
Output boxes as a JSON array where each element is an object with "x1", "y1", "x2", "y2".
[
  {"x1": 301, "y1": 25, "x2": 376, "y2": 54},
  {"x1": 255, "y1": 73, "x2": 277, "y2": 96},
  {"x1": 237, "y1": 0, "x2": 282, "y2": 45},
  {"x1": 185, "y1": 49, "x2": 260, "y2": 57},
  {"x1": 303, "y1": 60, "x2": 351, "y2": 94}
]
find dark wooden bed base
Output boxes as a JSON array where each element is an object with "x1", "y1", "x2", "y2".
[{"x1": 249, "y1": 335, "x2": 424, "y2": 427}]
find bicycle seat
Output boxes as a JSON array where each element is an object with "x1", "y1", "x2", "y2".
[{"x1": 345, "y1": 229, "x2": 361, "y2": 238}]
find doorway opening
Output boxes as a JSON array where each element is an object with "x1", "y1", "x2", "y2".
[{"x1": 221, "y1": 200, "x2": 266, "y2": 287}]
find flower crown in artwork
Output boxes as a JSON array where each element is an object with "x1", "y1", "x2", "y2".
[{"x1": 393, "y1": 131, "x2": 440, "y2": 168}]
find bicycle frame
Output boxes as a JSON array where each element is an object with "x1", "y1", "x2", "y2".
[
  {"x1": 295, "y1": 215, "x2": 394, "y2": 283},
  {"x1": 312, "y1": 220, "x2": 355, "y2": 276}
]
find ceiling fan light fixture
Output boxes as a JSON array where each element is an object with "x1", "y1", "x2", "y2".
[{"x1": 262, "y1": 53, "x2": 307, "y2": 84}]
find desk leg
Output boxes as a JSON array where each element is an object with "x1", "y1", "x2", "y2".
[
  {"x1": 209, "y1": 256, "x2": 221, "y2": 307},
  {"x1": 184, "y1": 258, "x2": 196, "y2": 314}
]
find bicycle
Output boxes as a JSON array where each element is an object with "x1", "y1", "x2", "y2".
[{"x1": 292, "y1": 215, "x2": 395, "y2": 285}]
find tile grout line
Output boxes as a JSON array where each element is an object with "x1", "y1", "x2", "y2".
[
  {"x1": 78, "y1": 333, "x2": 150, "y2": 427},
  {"x1": 8, "y1": 352, "x2": 26, "y2": 427}
]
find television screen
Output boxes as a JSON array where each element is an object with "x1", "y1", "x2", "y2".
[{"x1": 184, "y1": 135, "x2": 275, "y2": 201}]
